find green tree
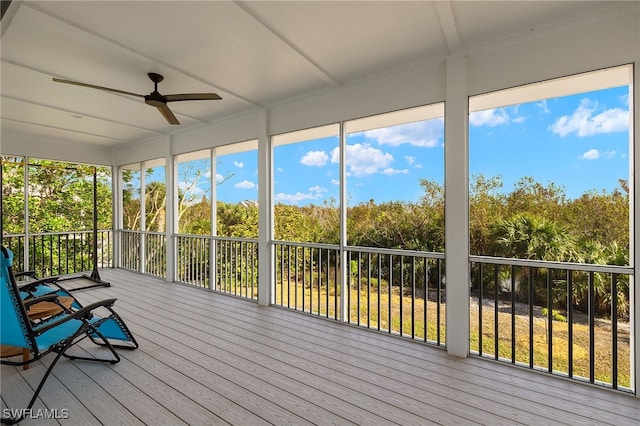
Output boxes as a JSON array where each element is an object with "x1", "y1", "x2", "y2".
[
  {"x1": 490, "y1": 213, "x2": 578, "y2": 262},
  {"x1": 469, "y1": 174, "x2": 506, "y2": 256},
  {"x1": 217, "y1": 201, "x2": 258, "y2": 238}
]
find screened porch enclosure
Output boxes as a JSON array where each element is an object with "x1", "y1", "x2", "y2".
[{"x1": 2, "y1": 1, "x2": 639, "y2": 417}]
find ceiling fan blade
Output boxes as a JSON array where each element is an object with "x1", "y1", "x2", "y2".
[
  {"x1": 153, "y1": 102, "x2": 180, "y2": 125},
  {"x1": 164, "y1": 93, "x2": 222, "y2": 102},
  {"x1": 52, "y1": 78, "x2": 145, "y2": 98}
]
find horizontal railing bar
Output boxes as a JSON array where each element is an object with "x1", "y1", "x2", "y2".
[
  {"x1": 272, "y1": 240, "x2": 339, "y2": 250},
  {"x1": 273, "y1": 241, "x2": 446, "y2": 260},
  {"x1": 346, "y1": 245, "x2": 445, "y2": 259},
  {"x1": 173, "y1": 234, "x2": 259, "y2": 244},
  {"x1": 5, "y1": 230, "x2": 112, "y2": 238},
  {"x1": 212, "y1": 236, "x2": 258, "y2": 243},
  {"x1": 120, "y1": 230, "x2": 166, "y2": 237},
  {"x1": 470, "y1": 255, "x2": 633, "y2": 275}
]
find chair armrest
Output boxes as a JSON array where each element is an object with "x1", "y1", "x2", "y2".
[
  {"x1": 33, "y1": 298, "x2": 118, "y2": 336},
  {"x1": 15, "y1": 270, "x2": 38, "y2": 279},
  {"x1": 18, "y1": 276, "x2": 60, "y2": 293}
]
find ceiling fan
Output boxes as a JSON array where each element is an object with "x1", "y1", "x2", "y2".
[{"x1": 53, "y1": 72, "x2": 222, "y2": 125}]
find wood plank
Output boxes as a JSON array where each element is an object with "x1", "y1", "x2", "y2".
[
  {"x1": 0, "y1": 364, "x2": 60, "y2": 426},
  {"x1": 100, "y1": 273, "x2": 629, "y2": 425},
  {"x1": 16, "y1": 356, "x2": 101, "y2": 426},
  {"x1": 98, "y1": 280, "x2": 526, "y2": 425}
]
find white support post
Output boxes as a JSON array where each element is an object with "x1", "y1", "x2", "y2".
[
  {"x1": 139, "y1": 161, "x2": 146, "y2": 274},
  {"x1": 23, "y1": 156, "x2": 30, "y2": 271},
  {"x1": 444, "y1": 55, "x2": 470, "y2": 358},
  {"x1": 339, "y1": 121, "x2": 349, "y2": 322},
  {"x1": 210, "y1": 147, "x2": 217, "y2": 290},
  {"x1": 112, "y1": 163, "x2": 121, "y2": 269},
  {"x1": 165, "y1": 139, "x2": 175, "y2": 282},
  {"x1": 257, "y1": 109, "x2": 273, "y2": 306}
]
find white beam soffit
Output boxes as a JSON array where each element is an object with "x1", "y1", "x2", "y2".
[
  {"x1": 272, "y1": 123, "x2": 340, "y2": 147},
  {"x1": 175, "y1": 139, "x2": 259, "y2": 163},
  {"x1": 345, "y1": 103, "x2": 445, "y2": 134},
  {"x1": 469, "y1": 65, "x2": 631, "y2": 112}
]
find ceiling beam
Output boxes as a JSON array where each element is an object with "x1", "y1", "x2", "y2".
[
  {"x1": 434, "y1": 1, "x2": 462, "y2": 56},
  {"x1": 1, "y1": 0, "x2": 21, "y2": 37}
]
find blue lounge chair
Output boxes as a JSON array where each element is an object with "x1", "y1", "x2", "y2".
[
  {"x1": 16, "y1": 266, "x2": 138, "y2": 350},
  {"x1": 0, "y1": 246, "x2": 134, "y2": 424}
]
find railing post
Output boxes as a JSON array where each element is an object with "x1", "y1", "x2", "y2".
[{"x1": 444, "y1": 55, "x2": 470, "y2": 357}]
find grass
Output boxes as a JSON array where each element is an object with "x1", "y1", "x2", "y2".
[{"x1": 273, "y1": 279, "x2": 630, "y2": 389}]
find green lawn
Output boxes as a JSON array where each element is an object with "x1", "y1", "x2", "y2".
[{"x1": 274, "y1": 280, "x2": 630, "y2": 388}]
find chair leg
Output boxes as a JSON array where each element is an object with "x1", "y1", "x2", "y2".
[
  {"x1": 61, "y1": 323, "x2": 120, "y2": 364},
  {"x1": 1, "y1": 332, "x2": 79, "y2": 425},
  {"x1": 22, "y1": 349, "x2": 30, "y2": 370},
  {"x1": 1, "y1": 323, "x2": 120, "y2": 425}
]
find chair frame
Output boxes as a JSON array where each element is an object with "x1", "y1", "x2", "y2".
[
  {"x1": 1, "y1": 247, "x2": 126, "y2": 424},
  {"x1": 18, "y1": 277, "x2": 139, "y2": 350}
]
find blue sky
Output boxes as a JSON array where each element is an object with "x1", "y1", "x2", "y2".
[
  {"x1": 176, "y1": 84, "x2": 630, "y2": 205},
  {"x1": 469, "y1": 86, "x2": 630, "y2": 199}
]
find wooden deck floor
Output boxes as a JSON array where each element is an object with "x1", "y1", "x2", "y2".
[{"x1": 2, "y1": 268, "x2": 639, "y2": 425}]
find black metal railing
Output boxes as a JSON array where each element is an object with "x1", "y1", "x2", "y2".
[
  {"x1": 176, "y1": 234, "x2": 210, "y2": 288},
  {"x1": 273, "y1": 241, "x2": 446, "y2": 347},
  {"x1": 346, "y1": 247, "x2": 446, "y2": 345},
  {"x1": 215, "y1": 236, "x2": 258, "y2": 300},
  {"x1": 2, "y1": 231, "x2": 113, "y2": 276},
  {"x1": 175, "y1": 234, "x2": 258, "y2": 301},
  {"x1": 274, "y1": 241, "x2": 341, "y2": 319},
  {"x1": 470, "y1": 255, "x2": 633, "y2": 391}
]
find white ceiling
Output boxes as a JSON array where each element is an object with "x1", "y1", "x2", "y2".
[{"x1": 0, "y1": 1, "x2": 632, "y2": 149}]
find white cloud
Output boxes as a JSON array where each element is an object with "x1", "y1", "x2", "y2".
[
  {"x1": 300, "y1": 150, "x2": 329, "y2": 167},
  {"x1": 331, "y1": 179, "x2": 339, "y2": 185},
  {"x1": 330, "y1": 143, "x2": 393, "y2": 177},
  {"x1": 603, "y1": 150, "x2": 616, "y2": 159},
  {"x1": 361, "y1": 120, "x2": 443, "y2": 147},
  {"x1": 277, "y1": 167, "x2": 284, "y2": 172},
  {"x1": 536, "y1": 100, "x2": 550, "y2": 114},
  {"x1": 550, "y1": 99, "x2": 629, "y2": 137},
  {"x1": 274, "y1": 185, "x2": 328, "y2": 204},
  {"x1": 308, "y1": 185, "x2": 327, "y2": 194},
  {"x1": 405, "y1": 155, "x2": 416, "y2": 165},
  {"x1": 234, "y1": 161, "x2": 244, "y2": 168},
  {"x1": 578, "y1": 149, "x2": 599, "y2": 160},
  {"x1": 178, "y1": 181, "x2": 206, "y2": 205},
  {"x1": 215, "y1": 173, "x2": 224, "y2": 183},
  {"x1": 235, "y1": 180, "x2": 256, "y2": 189},
  {"x1": 178, "y1": 181, "x2": 204, "y2": 196},
  {"x1": 382, "y1": 168, "x2": 409, "y2": 175},
  {"x1": 469, "y1": 108, "x2": 510, "y2": 127}
]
